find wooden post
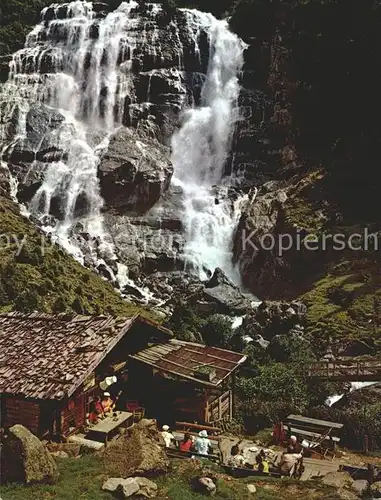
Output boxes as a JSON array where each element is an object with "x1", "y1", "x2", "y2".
[
  {"x1": 218, "y1": 395, "x2": 222, "y2": 421},
  {"x1": 368, "y1": 463, "x2": 375, "y2": 485},
  {"x1": 229, "y1": 390, "x2": 233, "y2": 422}
]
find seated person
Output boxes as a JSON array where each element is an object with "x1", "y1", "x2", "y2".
[
  {"x1": 179, "y1": 433, "x2": 194, "y2": 452},
  {"x1": 288, "y1": 435, "x2": 303, "y2": 454},
  {"x1": 87, "y1": 401, "x2": 99, "y2": 425},
  {"x1": 255, "y1": 450, "x2": 270, "y2": 473},
  {"x1": 101, "y1": 392, "x2": 115, "y2": 414},
  {"x1": 229, "y1": 444, "x2": 246, "y2": 467},
  {"x1": 94, "y1": 396, "x2": 105, "y2": 418},
  {"x1": 194, "y1": 430, "x2": 212, "y2": 456},
  {"x1": 279, "y1": 447, "x2": 303, "y2": 476},
  {"x1": 161, "y1": 425, "x2": 175, "y2": 448}
]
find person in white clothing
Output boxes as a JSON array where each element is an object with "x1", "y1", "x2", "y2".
[
  {"x1": 194, "y1": 430, "x2": 211, "y2": 456},
  {"x1": 161, "y1": 425, "x2": 175, "y2": 448}
]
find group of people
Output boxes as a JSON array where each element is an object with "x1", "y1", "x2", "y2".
[
  {"x1": 278, "y1": 435, "x2": 304, "y2": 477},
  {"x1": 161, "y1": 425, "x2": 213, "y2": 456},
  {"x1": 228, "y1": 435, "x2": 304, "y2": 478},
  {"x1": 229, "y1": 445, "x2": 270, "y2": 473},
  {"x1": 87, "y1": 392, "x2": 116, "y2": 425}
]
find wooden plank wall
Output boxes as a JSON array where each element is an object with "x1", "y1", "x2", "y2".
[
  {"x1": 3, "y1": 397, "x2": 40, "y2": 434},
  {"x1": 61, "y1": 391, "x2": 85, "y2": 436}
]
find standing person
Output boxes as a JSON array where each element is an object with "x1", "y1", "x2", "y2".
[
  {"x1": 195, "y1": 430, "x2": 212, "y2": 456},
  {"x1": 161, "y1": 425, "x2": 175, "y2": 448}
]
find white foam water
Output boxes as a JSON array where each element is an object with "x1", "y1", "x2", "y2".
[
  {"x1": 172, "y1": 10, "x2": 247, "y2": 281},
  {"x1": 0, "y1": 1, "x2": 142, "y2": 289},
  {"x1": 326, "y1": 381, "x2": 378, "y2": 407}
]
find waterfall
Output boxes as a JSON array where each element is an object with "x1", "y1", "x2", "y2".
[
  {"x1": 0, "y1": 0, "x2": 248, "y2": 292},
  {"x1": 0, "y1": 1, "x2": 140, "y2": 280},
  {"x1": 171, "y1": 10, "x2": 247, "y2": 281}
]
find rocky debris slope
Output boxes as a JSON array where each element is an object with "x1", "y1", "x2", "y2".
[{"x1": 1, "y1": 424, "x2": 58, "y2": 485}]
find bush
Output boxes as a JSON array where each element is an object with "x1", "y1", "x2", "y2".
[
  {"x1": 200, "y1": 314, "x2": 234, "y2": 348},
  {"x1": 165, "y1": 303, "x2": 205, "y2": 341}
]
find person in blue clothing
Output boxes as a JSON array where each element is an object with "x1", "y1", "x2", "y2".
[{"x1": 194, "y1": 430, "x2": 212, "y2": 456}]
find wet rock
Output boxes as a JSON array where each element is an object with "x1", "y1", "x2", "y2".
[
  {"x1": 99, "y1": 126, "x2": 173, "y2": 213},
  {"x1": 233, "y1": 185, "x2": 290, "y2": 295},
  {"x1": 1, "y1": 424, "x2": 59, "y2": 485},
  {"x1": 202, "y1": 268, "x2": 252, "y2": 314},
  {"x1": 238, "y1": 300, "x2": 307, "y2": 341}
]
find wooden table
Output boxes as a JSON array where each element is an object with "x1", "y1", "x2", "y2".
[{"x1": 87, "y1": 411, "x2": 133, "y2": 445}]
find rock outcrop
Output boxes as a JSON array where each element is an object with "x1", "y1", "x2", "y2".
[
  {"x1": 1, "y1": 424, "x2": 59, "y2": 485},
  {"x1": 99, "y1": 126, "x2": 173, "y2": 213}
]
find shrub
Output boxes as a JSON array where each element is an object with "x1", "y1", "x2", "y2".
[{"x1": 200, "y1": 314, "x2": 234, "y2": 348}]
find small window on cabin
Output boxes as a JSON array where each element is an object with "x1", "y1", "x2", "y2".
[{"x1": 68, "y1": 399, "x2": 75, "y2": 411}]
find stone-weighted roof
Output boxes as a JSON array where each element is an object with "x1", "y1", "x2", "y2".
[{"x1": 0, "y1": 312, "x2": 136, "y2": 400}]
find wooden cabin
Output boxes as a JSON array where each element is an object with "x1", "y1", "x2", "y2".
[
  {"x1": 128, "y1": 340, "x2": 247, "y2": 426},
  {"x1": 0, "y1": 312, "x2": 246, "y2": 439},
  {"x1": 0, "y1": 312, "x2": 171, "y2": 439}
]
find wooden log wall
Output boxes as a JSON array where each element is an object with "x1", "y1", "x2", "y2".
[
  {"x1": 3, "y1": 397, "x2": 40, "y2": 434},
  {"x1": 61, "y1": 390, "x2": 85, "y2": 436}
]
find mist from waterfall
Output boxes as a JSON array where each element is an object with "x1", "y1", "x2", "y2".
[{"x1": 171, "y1": 10, "x2": 247, "y2": 281}]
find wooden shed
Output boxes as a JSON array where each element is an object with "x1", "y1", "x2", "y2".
[{"x1": 129, "y1": 339, "x2": 247, "y2": 426}]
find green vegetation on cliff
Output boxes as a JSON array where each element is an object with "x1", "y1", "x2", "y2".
[{"x1": 0, "y1": 195, "x2": 155, "y2": 318}]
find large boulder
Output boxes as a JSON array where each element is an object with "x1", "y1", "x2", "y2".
[
  {"x1": 99, "y1": 126, "x2": 173, "y2": 213},
  {"x1": 1, "y1": 424, "x2": 59, "y2": 485},
  {"x1": 202, "y1": 268, "x2": 252, "y2": 314},
  {"x1": 103, "y1": 419, "x2": 169, "y2": 478}
]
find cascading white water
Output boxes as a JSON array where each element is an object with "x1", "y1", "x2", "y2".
[
  {"x1": 0, "y1": 1, "x2": 140, "y2": 281},
  {"x1": 326, "y1": 381, "x2": 378, "y2": 407},
  {"x1": 172, "y1": 10, "x2": 247, "y2": 281},
  {"x1": 1, "y1": 1, "x2": 249, "y2": 293}
]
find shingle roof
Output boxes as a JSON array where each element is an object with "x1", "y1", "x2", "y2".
[
  {"x1": 0, "y1": 312, "x2": 137, "y2": 400},
  {"x1": 129, "y1": 339, "x2": 247, "y2": 387}
]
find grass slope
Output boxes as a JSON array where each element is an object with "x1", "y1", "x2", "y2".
[
  {"x1": 1, "y1": 456, "x2": 346, "y2": 500},
  {"x1": 0, "y1": 195, "x2": 156, "y2": 319},
  {"x1": 280, "y1": 169, "x2": 381, "y2": 348}
]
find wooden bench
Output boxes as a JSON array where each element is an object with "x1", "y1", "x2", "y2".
[
  {"x1": 284, "y1": 414, "x2": 343, "y2": 459},
  {"x1": 166, "y1": 448, "x2": 220, "y2": 462}
]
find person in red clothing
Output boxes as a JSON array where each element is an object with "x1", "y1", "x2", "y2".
[
  {"x1": 180, "y1": 433, "x2": 194, "y2": 452},
  {"x1": 94, "y1": 396, "x2": 104, "y2": 418}
]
